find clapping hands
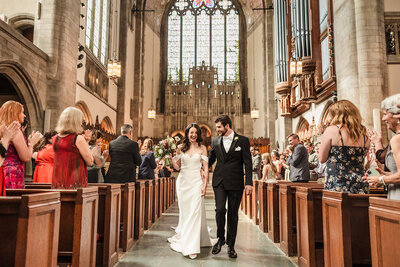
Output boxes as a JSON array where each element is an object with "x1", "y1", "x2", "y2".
[
  {"x1": 83, "y1": 129, "x2": 92, "y2": 143},
  {"x1": 1, "y1": 121, "x2": 20, "y2": 143},
  {"x1": 28, "y1": 131, "x2": 42, "y2": 147}
]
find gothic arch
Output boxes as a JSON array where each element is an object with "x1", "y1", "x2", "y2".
[
  {"x1": 100, "y1": 116, "x2": 115, "y2": 134},
  {"x1": 0, "y1": 60, "x2": 44, "y2": 131},
  {"x1": 8, "y1": 14, "x2": 35, "y2": 42},
  {"x1": 171, "y1": 130, "x2": 185, "y2": 138},
  {"x1": 319, "y1": 100, "x2": 333, "y2": 127},
  {"x1": 296, "y1": 116, "x2": 310, "y2": 141},
  {"x1": 75, "y1": 101, "x2": 93, "y2": 126}
]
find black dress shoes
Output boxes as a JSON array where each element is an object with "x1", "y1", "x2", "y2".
[
  {"x1": 228, "y1": 246, "x2": 237, "y2": 258},
  {"x1": 212, "y1": 239, "x2": 225, "y2": 254}
]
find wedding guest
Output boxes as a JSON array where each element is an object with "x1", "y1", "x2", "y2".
[
  {"x1": 0, "y1": 121, "x2": 20, "y2": 196},
  {"x1": 319, "y1": 100, "x2": 370, "y2": 193},
  {"x1": 157, "y1": 158, "x2": 173, "y2": 178},
  {"x1": 287, "y1": 134, "x2": 310, "y2": 182},
  {"x1": 87, "y1": 130, "x2": 108, "y2": 183},
  {"x1": 138, "y1": 138, "x2": 157, "y2": 179},
  {"x1": 32, "y1": 131, "x2": 57, "y2": 183},
  {"x1": 261, "y1": 153, "x2": 277, "y2": 182},
  {"x1": 251, "y1": 146, "x2": 261, "y2": 180},
  {"x1": 52, "y1": 107, "x2": 94, "y2": 189},
  {"x1": 105, "y1": 124, "x2": 142, "y2": 183},
  {"x1": 272, "y1": 150, "x2": 283, "y2": 179},
  {"x1": 0, "y1": 101, "x2": 41, "y2": 189},
  {"x1": 365, "y1": 94, "x2": 400, "y2": 200}
]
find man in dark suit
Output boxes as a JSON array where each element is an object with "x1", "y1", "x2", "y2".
[
  {"x1": 287, "y1": 133, "x2": 310, "y2": 182},
  {"x1": 105, "y1": 124, "x2": 142, "y2": 183},
  {"x1": 209, "y1": 115, "x2": 252, "y2": 258}
]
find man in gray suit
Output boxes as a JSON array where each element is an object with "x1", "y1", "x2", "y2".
[{"x1": 287, "y1": 134, "x2": 310, "y2": 182}]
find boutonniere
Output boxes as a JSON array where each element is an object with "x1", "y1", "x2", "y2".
[{"x1": 234, "y1": 136, "x2": 239, "y2": 142}]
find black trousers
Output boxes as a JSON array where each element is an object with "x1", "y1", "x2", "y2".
[{"x1": 213, "y1": 183, "x2": 243, "y2": 247}]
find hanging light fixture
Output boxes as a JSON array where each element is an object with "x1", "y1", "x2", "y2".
[
  {"x1": 108, "y1": 6, "x2": 121, "y2": 79},
  {"x1": 290, "y1": 58, "x2": 302, "y2": 77},
  {"x1": 148, "y1": 11, "x2": 156, "y2": 120},
  {"x1": 251, "y1": 25, "x2": 259, "y2": 120}
]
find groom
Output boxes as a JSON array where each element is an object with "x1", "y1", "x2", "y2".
[{"x1": 208, "y1": 115, "x2": 253, "y2": 258}]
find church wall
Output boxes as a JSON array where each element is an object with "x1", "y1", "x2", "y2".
[
  {"x1": 0, "y1": 1, "x2": 36, "y2": 20},
  {"x1": 384, "y1": 0, "x2": 400, "y2": 97},
  {"x1": 247, "y1": 23, "x2": 265, "y2": 138},
  {"x1": 141, "y1": 23, "x2": 161, "y2": 138}
]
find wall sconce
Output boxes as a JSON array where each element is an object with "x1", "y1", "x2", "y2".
[
  {"x1": 107, "y1": 59, "x2": 121, "y2": 79},
  {"x1": 290, "y1": 59, "x2": 303, "y2": 77},
  {"x1": 148, "y1": 108, "x2": 156, "y2": 120},
  {"x1": 251, "y1": 107, "x2": 260, "y2": 119}
]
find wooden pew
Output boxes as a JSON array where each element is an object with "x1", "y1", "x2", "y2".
[
  {"x1": 0, "y1": 192, "x2": 60, "y2": 267},
  {"x1": 25, "y1": 183, "x2": 121, "y2": 267},
  {"x1": 279, "y1": 182, "x2": 324, "y2": 256},
  {"x1": 258, "y1": 180, "x2": 268, "y2": 232},
  {"x1": 135, "y1": 180, "x2": 145, "y2": 239},
  {"x1": 159, "y1": 177, "x2": 164, "y2": 215},
  {"x1": 90, "y1": 184, "x2": 121, "y2": 267},
  {"x1": 322, "y1": 190, "x2": 386, "y2": 267},
  {"x1": 369, "y1": 197, "x2": 400, "y2": 267},
  {"x1": 267, "y1": 181, "x2": 291, "y2": 242},
  {"x1": 143, "y1": 179, "x2": 154, "y2": 230},
  {"x1": 7, "y1": 188, "x2": 99, "y2": 267},
  {"x1": 162, "y1": 177, "x2": 167, "y2": 212},
  {"x1": 119, "y1": 183, "x2": 135, "y2": 252},
  {"x1": 252, "y1": 180, "x2": 259, "y2": 224},
  {"x1": 295, "y1": 186, "x2": 324, "y2": 267},
  {"x1": 153, "y1": 178, "x2": 159, "y2": 221}
]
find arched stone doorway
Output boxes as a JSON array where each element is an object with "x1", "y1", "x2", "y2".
[
  {"x1": 0, "y1": 61, "x2": 44, "y2": 132},
  {"x1": 296, "y1": 117, "x2": 310, "y2": 142}
]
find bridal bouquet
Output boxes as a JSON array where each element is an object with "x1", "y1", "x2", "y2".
[{"x1": 154, "y1": 136, "x2": 180, "y2": 166}]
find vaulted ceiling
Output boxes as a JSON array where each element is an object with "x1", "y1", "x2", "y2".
[{"x1": 142, "y1": 0, "x2": 271, "y2": 33}]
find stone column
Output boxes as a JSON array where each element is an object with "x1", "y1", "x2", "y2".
[
  {"x1": 332, "y1": 0, "x2": 360, "y2": 106},
  {"x1": 354, "y1": 0, "x2": 386, "y2": 128},
  {"x1": 34, "y1": 0, "x2": 81, "y2": 127}
]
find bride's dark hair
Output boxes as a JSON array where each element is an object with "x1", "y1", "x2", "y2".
[{"x1": 181, "y1": 123, "x2": 203, "y2": 153}]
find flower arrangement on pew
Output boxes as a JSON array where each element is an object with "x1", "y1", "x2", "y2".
[{"x1": 154, "y1": 136, "x2": 180, "y2": 166}]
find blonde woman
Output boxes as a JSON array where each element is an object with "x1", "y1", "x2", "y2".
[
  {"x1": 138, "y1": 138, "x2": 157, "y2": 179},
  {"x1": 261, "y1": 153, "x2": 278, "y2": 182},
  {"x1": 0, "y1": 101, "x2": 41, "y2": 189},
  {"x1": 52, "y1": 107, "x2": 94, "y2": 189},
  {"x1": 318, "y1": 100, "x2": 370, "y2": 193}
]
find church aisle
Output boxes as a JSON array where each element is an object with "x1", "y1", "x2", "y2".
[{"x1": 117, "y1": 189, "x2": 296, "y2": 267}]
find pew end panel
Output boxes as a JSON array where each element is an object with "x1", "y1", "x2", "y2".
[
  {"x1": 369, "y1": 197, "x2": 400, "y2": 267},
  {"x1": 120, "y1": 183, "x2": 136, "y2": 252},
  {"x1": 0, "y1": 192, "x2": 61, "y2": 267}
]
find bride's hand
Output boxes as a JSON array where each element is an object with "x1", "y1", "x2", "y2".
[{"x1": 201, "y1": 185, "x2": 206, "y2": 196}]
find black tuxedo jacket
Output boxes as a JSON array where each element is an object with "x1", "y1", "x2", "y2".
[
  {"x1": 105, "y1": 135, "x2": 142, "y2": 183},
  {"x1": 209, "y1": 133, "x2": 253, "y2": 190}
]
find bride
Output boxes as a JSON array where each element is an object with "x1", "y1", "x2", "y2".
[{"x1": 169, "y1": 123, "x2": 216, "y2": 259}]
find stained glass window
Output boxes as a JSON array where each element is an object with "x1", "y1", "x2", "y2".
[
  {"x1": 86, "y1": 0, "x2": 110, "y2": 65},
  {"x1": 167, "y1": 0, "x2": 240, "y2": 82}
]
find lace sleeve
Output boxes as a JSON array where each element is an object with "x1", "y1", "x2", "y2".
[
  {"x1": 201, "y1": 155, "x2": 209, "y2": 163},
  {"x1": 173, "y1": 154, "x2": 182, "y2": 161}
]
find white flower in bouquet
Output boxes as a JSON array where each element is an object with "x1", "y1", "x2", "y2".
[
  {"x1": 171, "y1": 143, "x2": 176, "y2": 150},
  {"x1": 158, "y1": 149, "x2": 163, "y2": 155}
]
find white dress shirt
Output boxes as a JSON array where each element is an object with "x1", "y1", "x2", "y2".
[{"x1": 222, "y1": 131, "x2": 235, "y2": 153}]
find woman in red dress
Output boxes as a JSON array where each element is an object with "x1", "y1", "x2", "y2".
[
  {"x1": 52, "y1": 107, "x2": 94, "y2": 189},
  {"x1": 33, "y1": 131, "x2": 57, "y2": 183},
  {"x1": 0, "y1": 121, "x2": 21, "y2": 196},
  {"x1": 0, "y1": 101, "x2": 41, "y2": 189}
]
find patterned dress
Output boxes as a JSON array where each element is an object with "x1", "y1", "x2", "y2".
[
  {"x1": 52, "y1": 134, "x2": 88, "y2": 189},
  {"x1": 324, "y1": 129, "x2": 369, "y2": 194},
  {"x1": 3, "y1": 131, "x2": 26, "y2": 189}
]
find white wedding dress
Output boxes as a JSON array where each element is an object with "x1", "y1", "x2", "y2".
[{"x1": 169, "y1": 152, "x2": 216, "y2": 256}]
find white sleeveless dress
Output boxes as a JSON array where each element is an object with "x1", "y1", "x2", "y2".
[{"x1": 169, "y1": 153, "x2": 216, "y2": 256}]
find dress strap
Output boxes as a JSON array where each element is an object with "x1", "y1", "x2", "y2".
[
  {"x1": 336, "y1": 125, "x2": 345, "y2": 146},
  {"x1": 201, "y1": 154, "x2": 209, "y2": 163}
]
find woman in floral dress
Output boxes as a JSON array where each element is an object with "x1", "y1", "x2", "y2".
[{"x1": 318, "y1": 100, "x2": 370, "y2": 193}]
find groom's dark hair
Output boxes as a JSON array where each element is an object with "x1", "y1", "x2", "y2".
[{"x1": 215, "y1": 115, "x2": 232, "y2": 128}]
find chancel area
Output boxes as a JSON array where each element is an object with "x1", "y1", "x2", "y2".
[{"x1": 0, "y1": 0, "x2": 400, "y2": 266}]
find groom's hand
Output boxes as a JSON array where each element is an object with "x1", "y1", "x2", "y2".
[{"x1": 245, "y1": 185, "x2": 253, "y2": 195}]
